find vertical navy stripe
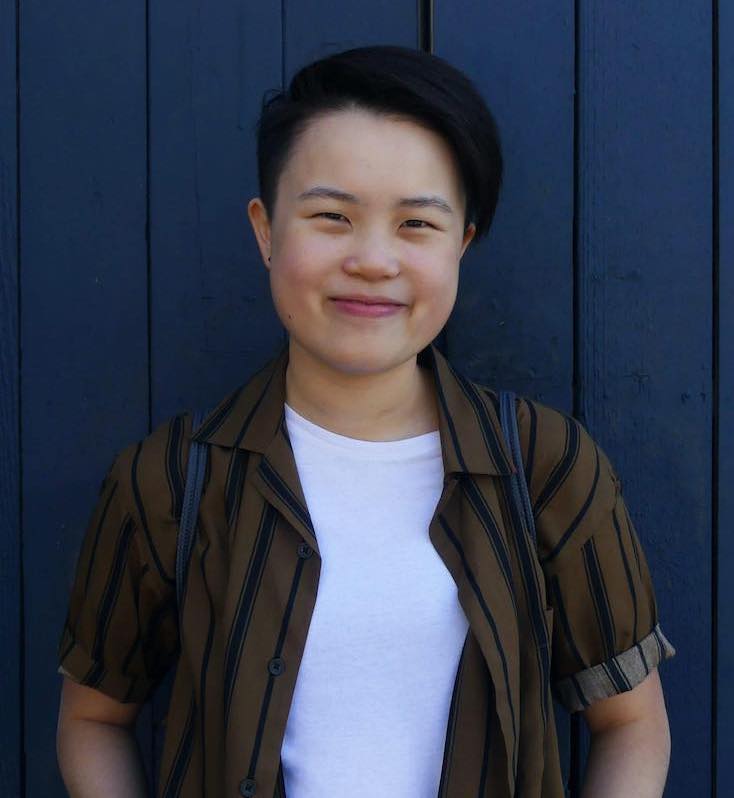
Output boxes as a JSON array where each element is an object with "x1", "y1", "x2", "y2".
[
  {"x1": 248, "y1": 557, "x2": 305, "y2": 777},
  {"x1": 500, "y1": 476, "x2": 551, "y2": 722},
  {"x1": 548, "y1": 575, "x2": 586, "y2": 671},
  {"x1": 540, "y1": 445, "x2": 600, "y2": 565},
  {"x1": 453, "y1": 374, "x2": 511, "y2": 471},
  {"x1": 532, "y1": 417, "x2": 580, "y2": 514},
  {"x1": 131, "y1": 442, "x2": 175, "y2": 584},
  {"x1": 83, "y1": 481, "x2": 118, "y2": 595},
  {"x1": 524, "y1": 398, "x2": 538, "y2": 487},
  {"x1": 259, "y1": 458, "x2": 314, "y2": 535},
  {"x1": 87, "y1": 516, "x2": 137, "y2": 687},
  {"x1": 161, "y1": 693, "x2": 196, "y2": 798},
  {"x1": 433, "y1": 373, "x2": 470, "y2": 472},
  {"x1": 437, "y1": 632, "x2": 468, "y2": 798},
  {"x1": 198, "y1": 540, "x2": 214, "y2": 796},
  {"x1": 223, "y1": 503, "x2": 278, "y2": 726},
  {"x1": 462, "y1": 477, "x2": 518, "y2": 612},
  {"x1": 438, "y1": 514, "x2": 518, "y2": 774},
  {"x1": 195, "y1": 384, "x2": 245, "y2": 441},
  {"x1": 166, "y1": 414, "x2": 185, "y2": 521},
  {"x1": 225, "y1": 449, "x2": 249, "y2": 528},
  {"x1": 232, "y1": 369, "x2": 278, "y2": 448},
  {"x1": 582, "y1": 538, "x2": 616, "y2": 660}
]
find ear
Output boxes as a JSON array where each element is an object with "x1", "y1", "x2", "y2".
[
  {"x1": 247, "y1": 197, "x2": 273, "y2": 270},
  {"x1": 460, "y1": 222, "x2": 476, "y2": 259}
]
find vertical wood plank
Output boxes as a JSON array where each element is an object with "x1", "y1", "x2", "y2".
[
  {"x1": 435, "y1": 0, "x2": 575, "y2": 413},
  {"x1": 21, "y1": 3, "x2": 150, "y2": 795},
  {"x1": 716, "y1": 1, "x2": 732, "y2": 795},
  {"x1": 434, "y1": 2, "x2": 575, "y2": 791},
  {"x1": 283, "y1": 0, "x2": 417, "y2": 80},
  {"x1": 0, "y1": 0, "x2": 21, "y2": 794},
  {"x1": 149, "y1": 0, "x2": 285, "y2": 429},
  {"x1": 576, "y1": 4, "x2": 713, "y2": 795}
]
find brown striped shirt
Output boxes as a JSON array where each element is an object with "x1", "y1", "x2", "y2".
[{"x1": 57, "y1": 341, "x2": 675, "y2": 798}]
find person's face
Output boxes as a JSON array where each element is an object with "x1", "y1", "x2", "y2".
[{"x1": 247, "y1": 108, "x2": 476, "y2": 375}]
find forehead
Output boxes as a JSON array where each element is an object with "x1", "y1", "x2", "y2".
[{"x1": 280, "y1": 108, "x2": 465, "y2": 202}]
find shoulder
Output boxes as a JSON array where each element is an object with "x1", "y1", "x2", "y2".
[{"x1": 100, "y1": 409, "x2": 201, "y2": 575}]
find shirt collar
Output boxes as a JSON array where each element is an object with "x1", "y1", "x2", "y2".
[{"x1": 192, "y1": 341, "x2": 516, "y2": 477}]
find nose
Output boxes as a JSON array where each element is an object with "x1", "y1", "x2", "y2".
[{"x1": 341, "y1": 233, "x2": 400, "y2": 280}]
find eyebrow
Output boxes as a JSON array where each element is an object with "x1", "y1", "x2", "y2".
[{"x1": 297, "y1": 186, "x2": 454, "y2": 215}]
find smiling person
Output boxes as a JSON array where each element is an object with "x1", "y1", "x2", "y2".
[{"x1": 56, "y1": 46, "x2": 675, "y2": 798}]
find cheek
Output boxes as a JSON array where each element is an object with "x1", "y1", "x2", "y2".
[
  {"x1": 269, "y1": 250, "x2": 325, "y2": 315},
  {"x1": 412, "y1": 251, "x2": 460, "y2": 307}
]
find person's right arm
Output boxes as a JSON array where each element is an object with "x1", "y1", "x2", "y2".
[{"x1": 56, "y1": 676, "x2": 148, "y2": 798}]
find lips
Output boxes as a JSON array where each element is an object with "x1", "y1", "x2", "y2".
[
  {"x1": 330, "y1": 295, "x2": 405, "y2": 306},
  {"x1": 330, "y1": 296, "x2": 406, "y2": 318}
]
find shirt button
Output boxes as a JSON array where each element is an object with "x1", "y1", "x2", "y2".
[
  {"x1": 239, "y1": 778, "x2": 256, "y2": 796},
  {"x1": 297, "y1": 542, "x2": 313, "y2": 559},
  {"x1": 268, "y1": 657, "x2": 285, "y2": 676}
]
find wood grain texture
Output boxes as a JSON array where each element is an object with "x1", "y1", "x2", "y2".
[
  {"x1": 575, "y1": 3, "x2": 713, "y2": 796},
  {"x1": 149, "y1": 0, "x2": 285, "y2": 427},
  {"x1": 435, "y1": 0, "x2": 575, "y2": 412},
  {"x1": 716, "y1": 1, "x2": 732, "y2": 795},
  {"x1": 0, "y1": 0, "x2": 21, "y2": 795},
  {"x1": 19, "y1": 3, "x2": 151, "y2": 795}
]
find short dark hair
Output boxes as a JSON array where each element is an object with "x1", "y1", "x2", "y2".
[{"x1": 254, "y1": 45, "x2": 503, "y2": 245}]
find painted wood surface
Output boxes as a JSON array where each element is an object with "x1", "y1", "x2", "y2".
[
  {"x1": 575, "y1": 5, "x2": 713, "y2": 795},
  {"x1": 0, "y1": 0, "x2": 21, "y2": 794},
  {"x1": 716, "y1": 2, "x2": 732, "y2": 796},
  {"x1": 18, "y1": 3, "x2": 152, "y2": 795},
  {"x1": 0, "y1": 2, "x2": 727, "y2": 796}
]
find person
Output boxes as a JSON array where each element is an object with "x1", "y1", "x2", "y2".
[{"x1": 55, "y1": 44, "x2": 675, "y2": 798}]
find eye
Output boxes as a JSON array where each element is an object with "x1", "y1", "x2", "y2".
[
  {"x1": 403, "y1": 219, "x2": 434, "y2": 229},
  {"x1": 315, "y1": 212, "x2": 348, "y2": 222}
]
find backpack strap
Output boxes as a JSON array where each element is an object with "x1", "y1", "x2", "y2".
[
  {"x1": 498, "y1": 390, "x2": 537, "y2": 543},
  {"x1": 176, "y1": 408, "x2": 210, "y2": 616}
]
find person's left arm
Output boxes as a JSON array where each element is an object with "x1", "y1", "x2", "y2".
[
  {"x1": 517, "y1": 398, "x2": 676, "y2": 797},
  {"x1": 580, "y1": 667, "x2": 671, "y2": 797}
]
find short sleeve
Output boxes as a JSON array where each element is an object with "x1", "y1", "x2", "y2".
[
  {"x1": 518, "y1": 398, "x2": 676, "y2": 714},
  {"x1": 57, "y1": 437, "x2": 180, "y2": 704}
]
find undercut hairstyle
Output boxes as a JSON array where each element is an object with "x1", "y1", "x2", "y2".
[{"x1": 254, "y1": 45, "x2": 504, "y2": 245}]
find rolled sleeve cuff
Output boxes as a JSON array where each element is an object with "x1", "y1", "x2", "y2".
[
  {"x1": 57, "y1": 637, "x2": 154, "y2": 704},
  {"x1": 553, "y1": 622, "x2": 676, "y2": 713}
]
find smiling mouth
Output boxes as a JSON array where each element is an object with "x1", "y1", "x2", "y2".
[
  {"x1": 329, "y1": 297, "x2": 406, "y2": 317},
  {"x1": 330, "y1": 296, "x2": 405, "y2": 306}
]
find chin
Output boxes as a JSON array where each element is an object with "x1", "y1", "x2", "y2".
[{"x1": 297, "y1": 337, "x2": 412, "y2": 376}]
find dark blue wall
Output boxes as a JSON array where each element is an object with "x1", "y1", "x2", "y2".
[{"x1": 1, "y1": 2, "x2": 728, "y2": 796}]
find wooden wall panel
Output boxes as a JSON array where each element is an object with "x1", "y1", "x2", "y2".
[
  {"x1": 716, "y1": 1, "x2": 732, "y2": 794},
  {"x1": 576, "y1": 4, "x2": 713, "y2": 795},
  {"x1": 435, "y1": 0, "x2": 575, "y2": 413},
  {"x1": 284, "y1": 0, "x2": 418, "y2": 79},
  {"x1": 149, "y1": 0, "x2": 285, "y2": 428},
  {"x1": 0, "y1": 0, "x2": 21, "y2": 795},
  {"x1": 20, "y1": 3, "x2": 151, "y2": 796}
]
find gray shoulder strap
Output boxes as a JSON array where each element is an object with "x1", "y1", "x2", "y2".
[
  {"x1": 176, "y1": 408, "x2": 209, "y2": 614},
  {"x1": 498, "y1": 390, "x2": 537, "y2": 543}
]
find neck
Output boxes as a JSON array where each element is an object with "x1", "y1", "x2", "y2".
[{"x1": 284, "y1": 339, "x2": 439, "y2": 441}]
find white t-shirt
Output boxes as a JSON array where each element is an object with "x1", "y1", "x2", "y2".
[{"x1": 280, "y1": 402, "x2": 470, "y2": 798}]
